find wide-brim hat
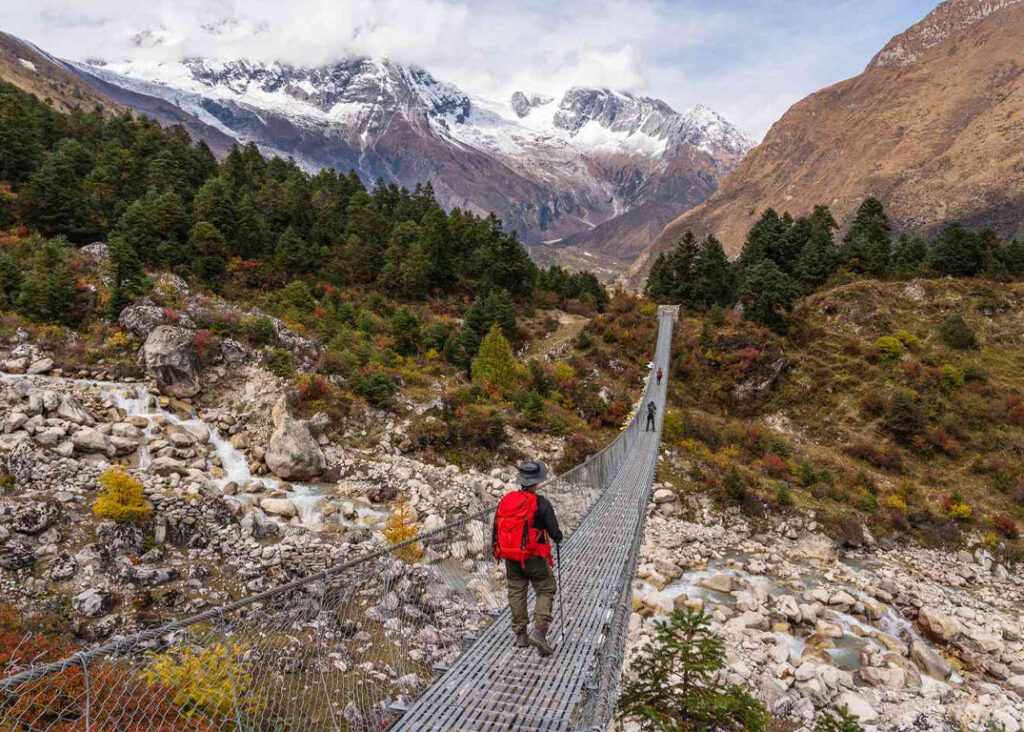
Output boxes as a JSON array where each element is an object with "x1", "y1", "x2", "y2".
[{"x1": 517, "y1": 460, "x2": 549, "y2": 487}]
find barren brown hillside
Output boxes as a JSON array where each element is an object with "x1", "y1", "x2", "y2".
[{"x1": 624, "y1": 0, "x2": 1024, "y2": 288}]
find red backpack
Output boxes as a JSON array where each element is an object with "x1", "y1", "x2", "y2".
[{"x1": 493, "y1": 491, "x2": 553, "y2": 566}]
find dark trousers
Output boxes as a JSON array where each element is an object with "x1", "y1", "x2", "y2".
[
  {"x1": 646, "y1": 414, "x2": 656, "y2": 431},
  {"x1": 505, "y1": 557, "x2": 556, "y2": 634}
]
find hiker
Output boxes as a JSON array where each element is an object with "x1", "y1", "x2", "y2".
[
  {"x1": 492, "y1": 460, "x2": 563, "y2": 657},
  {"x1": 645, "y1": 400, "x2": 657, "y2": 432},
  {"x1": 656, "y1": 366, "x2": 663, "y2": 386}
]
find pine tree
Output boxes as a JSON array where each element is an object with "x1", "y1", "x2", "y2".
[
  {"x1": 275, "y1": 225, "x2": 318, "y2": 276},
  {"x1": 458, "y1": 290, "x2": 518, "y2": 369},
  {"x1": 106, "y1": 234, "x2": 145, "y2": 321},
  {"x1": 670, "y1": 231, "x2": 702, "y2": 307},
  {"x1": 845, "y1": 197, "x2": 891, "y2": 250},
  {"x1": 645, "y1": 252, "x2": 675, "y2": 300},
  {"x1": 17, "y1": 237, "x2": 80, "y2": 325},
  {"x1": 891, "y1": 234, "x2": 928, "y2": 275},
  {"x1": 999, "y1": 238, "x2": 1024, "y2": 276},
  {"x1": 815, "y1": 708, "x2": 865, "y2": 732},
  {"x1": 19, "y1": 138, "x2": 94, "y2": 241},
  {"x1": 472, "y1": 323, "x2": 519, "y2": 395},
  {"x1": 740, "y1": 259, "x2": 797, "y2": 334},
  {"x1": 390, "y1": 308, "x2": 422, "y2": 356},
  {"x1": 616, "y1": 607, "x2": 769, "y2": 731},
  {"x1": 0, "y1": 252, "x2": 21, "y2": 308},
  {"x1": 740, "y1": 208, "x2": 790, "y2": 270},
  {"x1": 190, "y1": 221, "x2": 228, "y2": 285},
  {"x1": 795, "y1": 225, "x2": 839, "y2": 291},
  {"x1": 929, "y1": 223, "x2": 983, "y2": 277},
  {"x1": 693, "y1": 234, "x2": 735, "y2": 308},
  {"x1": 842, "y1": 197, "x2": 891, "y2": 274}
]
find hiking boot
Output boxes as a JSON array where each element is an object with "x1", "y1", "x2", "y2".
[
  {"x1": 514, "y1": 630, "x2": 530, "y2": 648},
  {"x1": 528, "y1": 627, "x2": 554, "y2": 657}
]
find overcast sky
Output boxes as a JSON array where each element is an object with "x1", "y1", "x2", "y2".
[{"x1": 1, "y1": 0, "x2": 937, "y2": 139}]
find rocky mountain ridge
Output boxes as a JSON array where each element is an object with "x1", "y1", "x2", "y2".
[
  {"x1": 625, "y1": 0, "x2": 1024, "y2": 289},
  {"x1": 869, "y1": 0, "x2": 1024, "y2": 68},
  {"x1": 59, "y1": 48, "x2": 751, "y2": 274}
]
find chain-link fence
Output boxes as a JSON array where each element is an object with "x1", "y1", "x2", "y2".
[{"x1": 1, "y1": 307, "x2": 677, "y2": 732}]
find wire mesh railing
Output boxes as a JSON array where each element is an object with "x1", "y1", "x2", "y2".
[{"x1": 1, "y1": 307, "x2": 677, "y2": 732}]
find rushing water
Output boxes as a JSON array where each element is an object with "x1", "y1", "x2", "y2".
[
  {"x1": 2, "y1": 373, "x2": 388, "y2": 532},
  {"x1": 647, "y1": 551, "x2": 960, "y2": 684}
]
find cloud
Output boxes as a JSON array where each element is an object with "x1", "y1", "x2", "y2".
[{"x1": 0, "y1": 0, "x2": 935, "y2": 139}]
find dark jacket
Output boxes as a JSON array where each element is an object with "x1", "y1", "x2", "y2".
[{"x1": 491, "y1": 490, "x2": 564, "y2": 552}]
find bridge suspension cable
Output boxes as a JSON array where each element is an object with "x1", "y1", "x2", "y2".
[{"x1": 1, "y1": 306, "x2": 677, "y2": 732}]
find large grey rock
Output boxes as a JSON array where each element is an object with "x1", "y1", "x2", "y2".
[
  {"x1": 265, "y1": 397, "x2": 325, "y2": 480},
  {"x1": 49, "y1": 553, "x2": 78, "y2": 581},
  {"x1": 260, "y1": 497, "x2": 299, "y2": 519},
  {"x1": 918, "y1": 607, "x2": 961, "y2": 643},
  {"x1": 0, "y1": 539, "x2": 36, "y2": 569},
  {"x1": 911, "y1": 639, "x2": 953, "y2": 680},
  {"x1": 26, "y1": 357, "x2": 54, "y2": 375},
  {"x1": 119, "y1": 303, "x2": 195, "y2": 339},
  {"x1": 143, "y1": 326, "x2": 200, "y2": 397},
  {"x1": 80, "y1": 242, "x2": 109, "y2": 262},
  {"x1": 0, "y1": 499, "x2": 62, "y2": 535},
  {"x1": 57, "y1": 396, "x2": 95, "y2": 426},
  {"x1": 71, "y1": 428, "x2": 110, "y2": 454},
  {"x1": 833, "y1": 691, "x2": 878, "y2": 724},
  {"x1": 72, "y1": 588, "x2": 114, "y2": 618}
]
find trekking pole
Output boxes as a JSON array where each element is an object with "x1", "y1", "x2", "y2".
[{"x1": 556, "y1": 542, "x2": 565, "y2": 646}]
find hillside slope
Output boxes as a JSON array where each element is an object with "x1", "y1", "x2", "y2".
[{"x1": 625, "y1": 0, "x2": 1024, "y2": 288}]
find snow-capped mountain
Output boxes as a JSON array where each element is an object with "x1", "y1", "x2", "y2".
[{"x1": 66, "y1": 53, "x2": 753, "y2": 273}]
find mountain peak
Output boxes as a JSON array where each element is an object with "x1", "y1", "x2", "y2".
[{"x1": 869, "y1": 0, "x2": 1024, "y2": 68}]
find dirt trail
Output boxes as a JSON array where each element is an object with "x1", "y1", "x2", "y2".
[{"x1": 524, "y1": 310, "x2": 589, "y2": 359}]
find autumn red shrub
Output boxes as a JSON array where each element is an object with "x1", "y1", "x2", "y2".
[
  {"x1": 600, "y1": 399, "x2": 629, "y2": 427},
  {"x1": 297, "y1": 375, "x2": 329, "y2": 402},
  {"x1": 0, "y1": 604, "x2": 217, "y2": 731},
  {"x1": 1009, "y1": 405, "x2": 1024, "y2": 426},
  {"x1": 761, "y1": 452, "x2": 789, "y2": 478},
  {"x1": 993, "y1": 513, "x2": 1019, "y2": 539},
  {"x1": 162, "y1": 308, "x2": 179, "y2": 322},
  {"x1": 193, "y1": 329, "x2": 214, "y2": 363},
  {"x1": 927, "y1": 427, "x2": 961, "y2": 456}
]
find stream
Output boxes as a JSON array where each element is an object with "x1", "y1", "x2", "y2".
[
  {"x1": 643, "y1": 551, "x2": 963, "y2": 684},
  {"x1": 2, "y1": 373, "x2": 389, "y2": 532}
]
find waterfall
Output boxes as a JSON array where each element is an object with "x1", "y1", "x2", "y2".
[{"x1": 2, "y1": 373, "x2": 388, "y2": 532}]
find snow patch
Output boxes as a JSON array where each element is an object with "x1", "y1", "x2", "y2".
[{"x1": 18, "y1": 58, "x2": 37, "y2": 72}]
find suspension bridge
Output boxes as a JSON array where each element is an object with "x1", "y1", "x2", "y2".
[{"x1": 1, "y1": 306, "x2": 676, "y2": 731}]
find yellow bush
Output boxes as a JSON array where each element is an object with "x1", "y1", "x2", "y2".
[
  {"x1": 384, "y1": 499, "x2": 423, "y2": 564},
  {"x1": 93, "y1": 468, "x2": 151, "y2": 524},
  {"x1": 883, "y1": 494, "x2": 908, "y2": 514},
  {"x1": 639, "y1": 302, "x2": 657, "y2": 317},
  {"x1": 552, "y1": 361, "x2": 575, "y2": 386},
  {"x1": 143, "y1": 641, "x2": 259, "y2": 719},
  {"x1": 949, "y1": 503, "x2": 973, "y2": 521},
  {"x1": 895, "y1": 330, "x2": 920, "y2": 350}
]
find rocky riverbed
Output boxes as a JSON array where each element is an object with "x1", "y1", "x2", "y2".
[{"x1": 627, "y1": 492, "x2": 1024, "y2": 731}]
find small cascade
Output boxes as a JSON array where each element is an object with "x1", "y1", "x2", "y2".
[{"x1": 3, "y1": 373, "x2": 389, "y2": 532}]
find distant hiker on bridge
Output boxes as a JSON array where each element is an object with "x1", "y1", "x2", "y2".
[
  {"x1": 645, "y1": 400, "x2": 657, "y2": 432},
  {"x1": 492, "y1": 460, "x2": 563, "y2": 657},
  {"x1": 656, "y1": 366, "x2": 663, "y2": 386}
]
